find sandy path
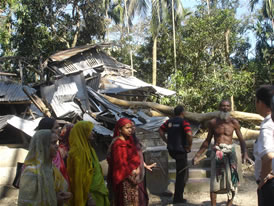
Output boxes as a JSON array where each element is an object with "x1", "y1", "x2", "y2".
[{"x1": 0, "y1": 168, "x2": 257, "y2": 206}]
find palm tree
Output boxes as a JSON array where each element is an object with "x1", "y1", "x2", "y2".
[
  {"x1": 151, "y1": 0, "x2": 164, "y2": 85},
  {"x1": 151, "y1": 0, "x2": 189, "y2": 85},
  {"x1": 108, "y1": 0, "x2": 148, "y2": 75},
  {"x1": 168, "y1": 0, "x2": 190, "y2": 73},
  {"x1": 250, "y1": 0, "x2": 274, "y2": 30}
]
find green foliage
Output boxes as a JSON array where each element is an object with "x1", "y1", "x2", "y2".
[
  {"x1": 251, "y1": 20, "x2": 273, "y2": 84},
  {"x1": 0, "y1": 0, "x2": 107, "y2": 82},
  {"x1": 164, "y1": 66, "x2": 254, "y2": 113},
  {"x1": 135, "y1": 4, "x2": 256, "y2": 113},
  {"x1": 0, "y1": 0, "x2": 271, "y2": 114}
]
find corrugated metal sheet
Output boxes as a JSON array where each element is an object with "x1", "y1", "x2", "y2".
[
  {"x1": 86, "y1": 74, "x2": 101, "y2": 91},
  {"x1": 57, "y1": 55, "x2": 102, "y2": 75},
  {"x1": 0, "y1": 115, "x2": 13, "y2": 131},
  {"x1": 41, "y1": 73, "x2": 90, "y2": 118},
  {"x1": 83, "y1": 113, "x2": 113, "y2": 136},
  {"x1": 136, "y1": 111, "x2": 200, "y2": 134},
  {"x1": 87, "y1": 86, "x2": 124, "y2": 114},
  {"x1": 99, "y1": 76, "x2": 176, "y2": 96},
  {"x1": 92, "y1": 51, "x2": 130, "y2": 69},
  {"x1": 48, "y1": 44, "x2": 131, "y2": 76},
  {"x1": 136, "y1": 111, "x2": 169, "y2": 131},
  {"x1": 0, "y1": 81, "x2": 36, "y2": 103},
  {"x1": 49, "y1": 45, "x2": 98, "y2": 62},
  {"x1": 7, "y1": 116, "x2": 42, "y2": 137}
]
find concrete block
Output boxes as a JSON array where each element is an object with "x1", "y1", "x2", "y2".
[
  {"x1": 0, "y1": 147, "x2": 28, "y2": 167},
  {"x1": 0, "y1": 167, "x2": 17, "y2": 185}
]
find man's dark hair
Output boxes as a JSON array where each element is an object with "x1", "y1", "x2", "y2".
[
  {"x1": 256, "y1": 85, "x2": 274, "y2": 108},
  {"x1": 36, "y1": 117, "x2": 56, "y2": 130},
  {"x1": 219, "y1": 99, "x2": 231, "y2": 107},
  {"x1": 174, "y1": 105, "x2": 184, "y2": 116}
]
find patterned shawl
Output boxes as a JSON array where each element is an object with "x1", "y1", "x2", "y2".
[
  {"x1": 18, "y1": 130, "x2": 57, "y2": 206},
  {"x1": 67, "y1": 121, "x2": 94, "y2": 206}
]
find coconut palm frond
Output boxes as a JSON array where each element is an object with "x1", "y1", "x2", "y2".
[
  {"x1": 128, "y1": 0, "x2": 149, "y2": 18},
  {"x1": 250, "y1": 0, "x2": 260, "y2": 11}
]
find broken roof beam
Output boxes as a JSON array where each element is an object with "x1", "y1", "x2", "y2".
[{"x1": 22, "y1": 87, "x2": 51, "y2": 117}]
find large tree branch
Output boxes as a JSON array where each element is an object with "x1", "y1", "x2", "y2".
[
  {"x1": 198, "y1": 127, "x2": 260, "y2": 140},
  {"x1": 102, "y1": 94, "x2": 263, "y2": 123}
]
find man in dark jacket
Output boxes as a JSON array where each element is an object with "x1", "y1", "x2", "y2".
[{"x1": 159, "y1": 105, "x2": 193, "y2": 204}]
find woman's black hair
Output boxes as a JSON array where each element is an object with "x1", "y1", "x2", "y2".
[{"x1": 36, "y1": 117, "x2": 56, "y2": 130}]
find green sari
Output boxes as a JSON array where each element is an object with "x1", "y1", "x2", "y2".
[{"x1": 90, "y1": 147, "x2": 110, "y2": 206}]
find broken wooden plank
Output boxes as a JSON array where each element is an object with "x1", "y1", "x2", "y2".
[{"x1": 22, "y1": 87, "x2": 51, "y2": 117}]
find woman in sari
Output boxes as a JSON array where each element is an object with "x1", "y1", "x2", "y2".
[
  {"x1": 107, "y1": 118, "x2": 142, "y2": 206},
  {"x1": 18, "y1": 129, "x2": 71, "y2": 206},
  {"x1": 36, "y1": 117, "x2": 70, "y2": 183},
  {"x1": 58, "y1": 124, "x2": 74, "y2": 166},
  {"x1": 67, "y1": 121, "x2": 109, "y2": 206}
]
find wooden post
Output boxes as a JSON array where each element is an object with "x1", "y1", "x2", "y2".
[{"x1": 19, "y1": 59, "x2": 23, "y2": 84}]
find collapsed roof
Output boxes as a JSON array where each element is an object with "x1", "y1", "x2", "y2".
[
  {"x1": 0, "y1": 81, "x2": 35, "y2": 104},
  {"x1": 0, "y1": 44, "x2": 182, "y2": 148},
  {"x1": 44, "y1": 44, "x2": 175, "y2": 100},
  {"x1": 46, "y1": 44, "x2": 132, "y2": 77}
]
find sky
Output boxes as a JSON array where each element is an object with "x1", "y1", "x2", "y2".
[{"x1": 111, "y1": 0, "x2": 261, "y2": 58}]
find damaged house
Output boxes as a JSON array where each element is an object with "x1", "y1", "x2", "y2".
[
  {"x1": 0, "y1": 44, "x2": 179, "y2": 194},
  {"x1": 39, "y1": 43, "x2": 177, "y2": 138}
]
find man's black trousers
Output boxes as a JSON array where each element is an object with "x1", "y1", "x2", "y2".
[
  {"x1": 258, "y1": 178, "x2": 274, "y2": 206},
  {"x1": 169, "y1": 151, "x2": 188, "y2": 201}
]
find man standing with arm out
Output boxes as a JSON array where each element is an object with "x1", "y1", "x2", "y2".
[
  {"x1": 159, "y1": 105, "x2": 193, "y2": 204},
  {"x1": 192, "y1": 100, "x2": 249, "y2": 206}
]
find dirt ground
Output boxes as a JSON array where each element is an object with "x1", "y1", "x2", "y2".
[
  {"x1": 149, "y1": 167, "x2": 258, "y2": 206},
  {"x1": 0, "y1": 167, "x2": 257, "y2": 206}
]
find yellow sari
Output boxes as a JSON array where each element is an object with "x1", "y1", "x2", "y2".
[
  {"x1": 67, "y1": 121, "x2": 109, "y2": 206},
  {"x1": 53, "y1": 166, "x2": 69, "y2": 206}
]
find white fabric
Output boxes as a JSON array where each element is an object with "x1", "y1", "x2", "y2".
[{"x1": 253, "y1": 115, "x2": 274, "y2": 180}]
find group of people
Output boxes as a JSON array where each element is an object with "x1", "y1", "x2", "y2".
[
  {"x1": 18, "y1": 116, "x2": 156, "y2": 206},
  {"x1": 17, "y1": 85, "x2": 274, "y2": 206},
  {"x1": 159, "y1": 85, "x2": 274, "y2": 206},
  {"x1": 17, "y1": 119, "x2": 110, "y2": 206}
]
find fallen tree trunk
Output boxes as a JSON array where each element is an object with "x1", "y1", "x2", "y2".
[
  {"x1": 102, "y1": 94, "x2": 263, "y2": 123},
  {"x1": 230, "y1": 111, "x2": 263, "y2": 122},
  {"x1": 197, "y1": 127, "x2": 259, "y2": 140},
  {"x1": 102, "y1": 94, "x2": 174, "y2": 114}
]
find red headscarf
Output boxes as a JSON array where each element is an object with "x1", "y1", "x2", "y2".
[
  {"x1": 108, "y1": 118, "x2": 140, "y2": 187},
  {"x1": 113, "y1": 118, "x2": 133, "y2": 138}
]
